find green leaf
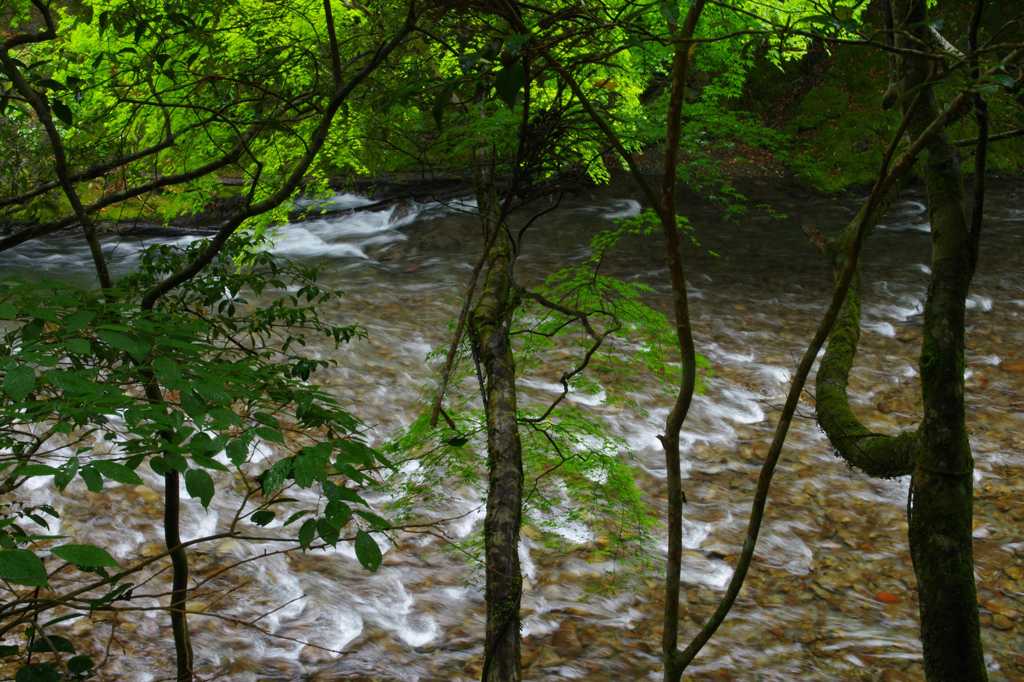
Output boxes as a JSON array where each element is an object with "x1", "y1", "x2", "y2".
[
  {"x1": 432, "y1": 80, "x2": 457, "y2": 129},
  {"x1": 4, "y1": 366, "x2": 36, "y2": 402},
  {"x1": 833, "y1": 5, "x2": 854, "y2": 20},
  {"x1": 149, "y1": 457, "x2": 168, "y2": 476},
  {"x1": 185, "y1": 469, "x2": 215, "y2": 509},
  {"x1": 23, "y1": 318, "x2": 45, "y2": 343},
  {"x1": 90, "y1": 460, "x2": 144, "y2": 486},
  {"x1": 95, "y1": 331, "x2": 149, "y2": 362},
  {"x1": 79, "y1": 467, "x2": 102, "y2": 492},
  {"x1": 64, "y1": 338, "x2": 92, "y2": 355},
  {"x1": 331, "y1": 485, "x2": 368, "y2": 506},
  {"x1": 253, "y1": 412, "x2": 280, "y2": 428},
  {"x1": 354, "y1": 509, "x2": 389, "y2": 529},
  {"x1": 194, "y1": 382, "x2": 230, "y2": 405},
  {"x1": 51, "y1": 544, "x2": 120, "y2": 568},
  {"x1": 354, "y1": 530, "x2": 382, "y2": 572},
  {"x1": 975, "y1": 73, "x2": 1014, "y2": 89},
  {"x1": 336, "y1": 440, "x2": 377, "y2": 468},
  {"x1": 210, "y1": 407, "x2": 242, "y2": 428},
  {"x1": 494, "y1": 63, "x2": 526, "y2": 109},
  {"x1": 51, "y1": 99, "x2": 73, "y2": 126},
  {"x1": 60, "y1": 310, "x2": 94, "y2": 332},
  {"x1": 261, "y1": 457, "x2": 293, "y2": 493},
  {"x1": 0, "y1": 549, "x2": 48, "y2": 586},
  {"x1": 297, "y1": 518, "x2": 316, "y2": 547},
  {"x1": 251, "y1": 510, "x2": 275, "y2": 526},
  {"x1": 255, "y1": 426, "x2": 284, "y2": 444},
  {"x1": 0, "y1": 302, "x2": 16, "y2": 320},
  {"x1": 0, "y1": 645, "x2": 18, "y2": 657},
  {"x1": 164, "y1": 452, "x2": 188, "y2": 472},
  {"x1": 503, "y1": 33, "x2": 531, "y2": 56},
  {"x1": 88, "y1": 582, "x2": 132, "y2": 609},
  {"x1": 11, "y1": 464, "x2": 59, "y2": 478},
  {"x1": 659, "y1": 0, "x2": 679, "y2": 23},
  {"x1": 317, "y1": 518, "x2": 340, "y2": 547},
  {"x1": 28, "y1": 635, "x2": 75, "y2": 653},
  {"x1": 294, "y1": 445, "x2": 330, "y2": 488},
  {"x1": 15, "y1": 663, "x2": 60, "y2": 682},
  {"x1": 67, "y1": 656, "x2": 94, "y2": 674},
  {"x1": 54, "y1": 457, "x2": 78, "y2": 491},
  {"x1": 20, "y1": 306, "x2": 59, "y2": 322},
  {"x1": 226, "y1": 440, "x2": 248, "y2": 466},
  {"x1": 457, "y1": 49, "x2": 486, "y2": 73},
  {"x1": 152, "y1": 357, "x2": 182, "y2": 387},
  {"x1": 178, "y1": 388, "x2": 207, "y2": 421},
  {"x1": 191, "y1": 455, "x2": 229, "y2": 472},
  {"x1": 324, "y1": 500, "x2": 351, "y2": 529}
]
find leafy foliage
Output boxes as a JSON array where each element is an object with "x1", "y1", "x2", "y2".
[
  {"x1": 0, "y1": 234, "x2": 393, "y2": 673},
  {"x1": 385, "y1": 218, "x2": 713, "y2": 588}
]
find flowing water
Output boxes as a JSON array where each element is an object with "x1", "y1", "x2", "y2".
[{"x1": 2, "y1": 179, "x2": 1023, "y2": 681}]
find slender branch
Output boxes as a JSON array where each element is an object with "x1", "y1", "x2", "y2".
[
  {"x1": 968, "y1": 0, "x2": 989, "y2": 274},
  {"x1": 674, "y1": 57, "x2": 971, "y2": 672},
  {"x1": 952, "y1": 128, "x2": 1024, "y2": 147}
]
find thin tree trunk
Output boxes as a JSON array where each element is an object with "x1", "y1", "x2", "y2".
[
  {"x1": 164, "y1": 469, "x2": 194, "y2": 681},
  {"x1": 658, "y1": 5, "x2": 705, "y2": 681},
  {"x1": 473, "y1": 228, "x2": 524, "y2": 682}
]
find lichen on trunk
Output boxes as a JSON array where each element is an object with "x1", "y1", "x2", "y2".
[{"x1": 472, "y1": 226, "x2": 524, "y2": 682}]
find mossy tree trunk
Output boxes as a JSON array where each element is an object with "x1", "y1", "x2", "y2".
[
  {"x1": 472, "y1": 224, "x2": 524, "y2": 682},
  {"x1": 815, "y1": 1, "x2": 987, "y2": 678}
]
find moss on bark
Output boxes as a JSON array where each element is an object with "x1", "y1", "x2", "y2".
[{"x1": 472, "y1": 229, "x2": 524, "y2": 682}]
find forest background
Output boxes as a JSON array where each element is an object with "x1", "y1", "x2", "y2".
[{"x1": 1, "y1": 0, "x2": 1023, "y2": 680}]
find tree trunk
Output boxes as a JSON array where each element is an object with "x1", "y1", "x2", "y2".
[
  {"x1": 892, "y1": 1, "x2": 986, "y2": 678},
  {"x1": 473, "y1": 227, "x2": 524, "y2": 682}
]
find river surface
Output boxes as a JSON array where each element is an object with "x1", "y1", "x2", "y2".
[{"x1": 2, "y1": 178, "x2": 1023, "y2": 681}]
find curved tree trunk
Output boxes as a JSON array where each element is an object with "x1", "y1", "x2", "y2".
[{"x1": 815, "y1": 1, "x2": 987, "y2": 678}]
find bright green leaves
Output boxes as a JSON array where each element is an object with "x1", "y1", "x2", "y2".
[
  {"x1": 0, "y1": 549, "x2": 48, "y2": 586},
  {"x1": 0, "y1": 234, "x2": 394, "y2": 667}
]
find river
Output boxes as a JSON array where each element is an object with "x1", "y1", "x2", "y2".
[{"x1": 2, "y1": 178, "x2": 1022, "y2": 681}]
